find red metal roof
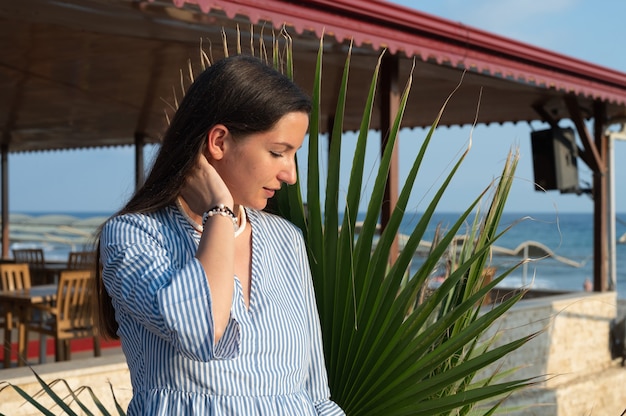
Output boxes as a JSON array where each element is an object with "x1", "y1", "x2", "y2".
[{"x1": 172, "y1": 0, "x2": 626, "y2": 104}]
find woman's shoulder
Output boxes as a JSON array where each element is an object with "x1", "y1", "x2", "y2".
[
  {"x1": 102, "y1": 206, "x2": 177, "y2": 237},
  {"x1": 105, "y1": 207, "x2": 167, "y2": 225}
]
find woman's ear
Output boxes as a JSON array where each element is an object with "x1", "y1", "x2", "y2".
[{"x1": 205, "y1": 124, "x2": 229, "y2": 160}]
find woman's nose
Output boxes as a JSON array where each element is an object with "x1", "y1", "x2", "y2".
[{"x1": 279, "y1": 159, "x2": 298, "y2": 185}]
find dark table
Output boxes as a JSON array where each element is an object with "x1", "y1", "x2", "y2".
[{"x1": 0, "y1": 284, "x2": 56, "y2": 367}]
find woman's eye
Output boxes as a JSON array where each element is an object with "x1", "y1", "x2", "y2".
[{"x1": 270, "y1": 151, "x2": 283, "y2": 157}]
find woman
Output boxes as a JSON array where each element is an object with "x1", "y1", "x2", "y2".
[{"x1": 96, "y1": 55, "x2": 345, "y2": 415}]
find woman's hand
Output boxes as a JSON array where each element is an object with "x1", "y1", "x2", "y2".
[{"x1": 180, "y1": 153, "x2": 234, "y2": 216}]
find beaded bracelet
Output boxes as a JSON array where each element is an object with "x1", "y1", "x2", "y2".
[{"x1": 202, "y1": 204, "x2": 238, "y2": 228}]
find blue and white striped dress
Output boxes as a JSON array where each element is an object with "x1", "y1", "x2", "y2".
[{"x1": 100, "y1": 206, "x2": 345, "y2": 415}]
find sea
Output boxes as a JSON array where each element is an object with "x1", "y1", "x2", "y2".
[
  {"x1": 9, "y1": 211, "x2": 626, "y2": 299},
  {"x1": 397, "y1": 211, "x2": 626, "y2": 299}
]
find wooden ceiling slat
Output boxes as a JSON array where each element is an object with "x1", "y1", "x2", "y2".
[{"x1": 1, "y1": 0, "x2": 626, "y2": 153}]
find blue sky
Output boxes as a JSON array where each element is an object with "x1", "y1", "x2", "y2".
[
  {"x1": 11, "y1": 0, "x2": 626, "y2": 214},
  {"x1": 383, "y1": 0, "x2": 626, "y2": 215}
]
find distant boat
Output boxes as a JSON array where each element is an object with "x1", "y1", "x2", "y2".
[{"x1": 619, "y1": 232, "x2": 626, "y2": 244}]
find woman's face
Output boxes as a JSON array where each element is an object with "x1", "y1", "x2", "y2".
[{"x1": 214, "y1": 111, "x2": 309, "y2": 210}]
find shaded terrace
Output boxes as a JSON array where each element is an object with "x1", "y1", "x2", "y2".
[{"x1": 2, "y1": 0, "x2": 626, "y2": 290}]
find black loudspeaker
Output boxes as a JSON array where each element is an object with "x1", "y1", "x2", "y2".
[{"x1": 530, "y1": 127, "x2": 579, "y2": 193}]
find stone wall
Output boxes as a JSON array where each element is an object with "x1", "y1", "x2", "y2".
[
  {"x1": 0, "y1": 354, "x2": 131, "y2": 415},
  {"x1": 479, "y1": 291, "x2": 626, "y2": 415},
  {"x1": 1, "y1": 292, "x2": 624, "y2": 415}
]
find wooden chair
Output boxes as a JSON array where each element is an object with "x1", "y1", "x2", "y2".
[
  {"x1": 66, "y1": 251, "x2": 96, "y2": 271},
  {"x1": 12, "y1": 249, "x2": 47, "y2": 285},
  {"x1": 27, "y1": 269, "x2": 101, "y2": 362},
  {"x1": 0, "y1": 263, "x2": 31, "y2": 291},
  {"x1": 0, "y1": 263, "x2": 32, "y2": 368},
  {"x1": 12, "y1": 248, "x2": 45, "y2": 265}
]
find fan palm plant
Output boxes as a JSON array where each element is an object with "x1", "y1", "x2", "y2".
[
  {"x1": 1, "y1": 29, "x2": 539, "y2": 415},
  {"x1": 271, "y1": 35, "x2": 540, "y2": 415}
]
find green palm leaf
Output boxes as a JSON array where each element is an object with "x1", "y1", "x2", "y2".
[{"x1": 274, "y1": 36, "x2": 539, "y2": 415}]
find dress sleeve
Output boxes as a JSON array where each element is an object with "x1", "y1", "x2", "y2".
[
  {"x1": 294, "y1": 232, "x2": 346, "y2": 415},
  {"x1": 100, "y1": 213, "x2": 240, "y2": 361}
]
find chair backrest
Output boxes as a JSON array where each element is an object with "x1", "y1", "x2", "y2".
[
  {"x1": 12, "y1": 249, "x2": 45, "y2": 266},
  {"x1": 0, "y1": 263, "x2": 31, "y2": 291},
  {"x1": 66, "y1": 251, "x2": 96, "y2": 270},
  {"x1": 55, "y1": 269, "x2": 95, "y2": 332}
]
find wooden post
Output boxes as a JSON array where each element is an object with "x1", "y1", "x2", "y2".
[
  {"x1": 555, "y1": 96, "x2": 609, "y2": 293},
  {"x1": 1, "y1": 143, "x2": 8, "y2": 259},
  {"x1": 380, "y1": 53, "x2": 400, "y2": 262},
  {"x1": 592, "y1": 102, "x2": 608, "y2": 291},
  {"x1": 134, "y1": 132, "x2": 145, "y2": 190}
]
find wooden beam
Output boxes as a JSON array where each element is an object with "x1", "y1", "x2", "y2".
[
  {"x1": 532, "y1": 103, "x2": 592, "y2": 169},
  {"x1": 564, "y1": 95, "x2": 605, "y2": 173},
  {"x1": 380, "y1": 53, "x2": 400, "y2": 262},
  {"x1": 532, "y1": 104, "x2": 559, "y2": 130}
]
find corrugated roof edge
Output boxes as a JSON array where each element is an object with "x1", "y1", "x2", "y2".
[{"x1": 166, "y1": 0, "x2": 626, "y2": 105}]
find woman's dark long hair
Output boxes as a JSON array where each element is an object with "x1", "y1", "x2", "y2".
[{"x1": 95, "y1": 55, "x2": 311, "y2": 339}]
